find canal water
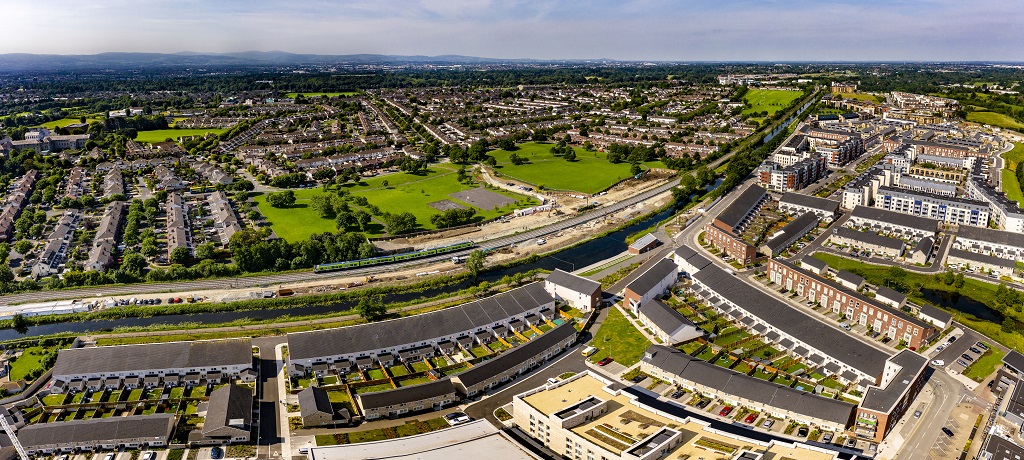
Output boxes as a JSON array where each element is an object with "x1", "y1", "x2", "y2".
[
  {"x1": 920, "y1": 288, "x2": 1003, "y2": 323},
  {"x1": 0, "y1": 207, "x2": 678, "y2": 341}
]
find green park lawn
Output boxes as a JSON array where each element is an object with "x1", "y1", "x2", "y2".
[
  {"x1": 967, "y1": 111, "x2": 1024, "y2": 131},
  {"x1": 964, "y1": 346, "x2": 1006, "y2": 382},
  {"x1": 8, "y1": 346, "x2": 58, "y2": 382},
  {"x1": 254, "y1": 164, "x2": 535, "y2": 241},
  {"x1": 588, "y1": 308, "x2": 652, "y2": 367},
  {"x1": 742, "y1": 89, "x2": 803, "y2": 116},
  {"x1": 488, "y1": 142, "x2": 664, "y2": 194},
  {"x1": 286, "y1": 92, "x2": 361, "y2": 99},
  {"x1": 835, "y1": 92, "x2": 883, "y2": 103},
  {"x1": 134, "y1": 128, "x2": 226, "y2": 144},
  {"x1": 40, "y1": 117, "x2": 99, "y2": 129},
  {"x1": 1002, "y1": 143, "x2": 1024, "y2": 205}
]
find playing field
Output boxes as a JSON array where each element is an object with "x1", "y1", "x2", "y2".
[
  {"x1": 489, "y1": 142, "x2": 663, "y2": 193},
  {"x1": 135, "y1": 128, "x2": 226, "y2": 144},
  {"x1": 836, "y1": 92, "x2": 883, "y2": 103},
  {"x1": 254, "y1": 164, "x2": 535, "y2": 241},
  {"x1": 40, "y1": 117, "x2": 99, "y2": 129},
  {"x1": 1001, "y1": 143, "x2": 1024, "y2": 205},
  {"x1": 742, "y1": 89, "x2": 803, "y2": 116},
  {"x1": 967, "y1": 111, "x2": 1024, "y2": 131},
  {"x1": 285, "y1": 92, "x2": 361, "y2": 98}
]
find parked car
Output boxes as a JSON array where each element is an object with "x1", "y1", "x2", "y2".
[
  {"x1": 211, "y1": 448, "x2": 223, "y2": 460},
  {"x1": 719, "y1": 406, "x2": 733, "y2": 416},
  {"x1": 142, "y1": 452, "x2": 155, "y2": 460},
  {"x1": 961, "y1": 354, "x2": 974, "y2": 362},
  {"x1": 547, "y1": 378, "x2": 560, "y2": 385},
  {"x1": 948, "y1": 335, "x2": 958, "y2": 343},
  {"x1": 969, "y1": 347, "x2": 982, "y2": 354},
  {"x1": 869, "y1": 443, "x2": 878, "y2": 453},
  {"x1": 104, "y1": 454, "x2": 115, "y2": 460},
  {"x1": 845, "y1": 438, "x2": 857, "y2": 448},
  {"x1": 942, "y1": 427, "x2": 954, "y2": 437},
  {"x1": 931, "y1": 359, "x2": 945, "y2": 367},
  {"x1": 597, "y1": 357, "x2": 614, "y2": 366},
  {"x1": 797, "y1": 427, "x2": 809, "y2": 437},
  {"x1": 936, "y1": 344, "x2": 946, "y2": 352},
  {"x1": 976, "y1": 341, "x2": 989, "y2": 350},
  {"x1": 631, "y1": 374, "x2": 646, "y2": 383},
  {"x1": 696, "y1": 398, "x2": 711, "y2": 409},
  {"x1": 822, "y1": 432, "x2": 834, "y2": 443},
  {"x1": 444, "y1": 412, "x2": 472, "y2": 426},
  {"x1": 913, "y1": 410, "x2": 922, "y2": 418},
  {"x1": 671, "y1": 390, "x2": 686, "y2": 399},
  {"x1": 957, "y1": 359, "x2": 969, "y2": 367},
  {"x1": 743, "y1": 414, "x2": 756, "y2": 424},
  {"x1": 762, "y1": 419, "x2": 775, "y2": 429}
]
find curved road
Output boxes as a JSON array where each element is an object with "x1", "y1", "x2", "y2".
[{"x1": 0, "y1": 178, "x2": 681, "y2": 305}]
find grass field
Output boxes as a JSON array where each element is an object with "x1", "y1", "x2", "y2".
[
  {"x1": 742, "y1": 89, "x2": 803, "y2": 116},
  {"x1": 836, "y1": 92, "x2": 883, "y2": 103},
  {"x1": 588, "y1": 308, "x2": 651, "y2": 367},
  {"x1": 967, "y1": 111, "x2": 1024, "y2": 131},
  {"x1": 135, "y1": 128, "x2": 226, "y2": 144},
  {"x1": 964, "y1": 346, "x2": 1005, "y2": 382},
  {"x1": 489, "y1": 142, "x2": 663, "y2": 193},
  {"x1": 812, "y1": 253, "x2": 1024, "y2": 352},
  {"x1": 286, "y1": 92, "x2": 361, "y2": 98},
  {"x1": 8, "y1": 346, "x2": 55, "y2": 381},
  {"x1": 254, "y1": 164, "x2": 535, "y2": 241},
  {"x1": 40, "y1": 117, "x2": 99, "y2": 129},
  {"x1": 1001, "y1": 143, "x2": 1024, "y2": 205}
]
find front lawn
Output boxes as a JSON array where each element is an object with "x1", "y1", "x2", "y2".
[{"x1": 588, "y1": 308, "x2": 652, "y2": 367}]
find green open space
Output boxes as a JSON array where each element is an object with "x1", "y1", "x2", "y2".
[
  {"x1": 388, "y1": 366, "x2": 409, "y2": 377},
  {"x1": 812, "y1": 253, "x2": 1024, "y2": 351},
  {"x1": 588, "y1": 308, "x2": 651, "y2": 367},
  {"x1": 967, "y1": 111, "x2": 1024, "y2": 131},
  {"x1": 315, "y1": 417, "x2": 448, "y2": 446},
  {"x1": 8, "y1": 346, "x2": 55, "y2": 382},
  {"x1": 286, "y1": 92, "x2": 361, "y2": 99},
  {"x1": 489, "y1": 142, "x2": 663, "y2": 194},
  {"x1": 742, "y1": 89, "x2": 803, "y2": 116},
  {"x1": 964, "y1": 346, "x2": 1006, "y2": 382},
  {"x1": 39, "y1": 117, "x2": 100, "y2": 129},
  {"x1": 135, "y1": 128, "x2": 226, "y2": 144},
  {"x1": 835, "y1": 92, "x2": 883, "y2": 103},
  {"x1": 410, "y1": 361, "x2": 430, "y2": 373},
  {"x1": 1002, "y1": 170, "x2": 1023, "y2": 205},
  {"x1": 254, "y1": 164, "x2": 535, "y2": 241}
]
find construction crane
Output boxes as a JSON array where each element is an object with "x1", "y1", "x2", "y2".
[{"x1": 0, "y1": 411, "x2": 29, "y2": 460}]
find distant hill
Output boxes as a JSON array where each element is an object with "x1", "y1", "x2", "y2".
[{"x1": 0, "y1": 51, "x2": 565, "y2": 72}]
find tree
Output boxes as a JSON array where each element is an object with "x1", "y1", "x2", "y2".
[
  {"x1": 630, "y1": 163, "x2": 642, "y2": 177},
  {"x1": 267, "y1": 190, "x2": 296, "y2": 208},
  {"x1": 565, "y1": 150, "x2": 577, "y2": 161},
  {"x1": 0, "y1": 265, "x2": 14, "y2": 284},
  {"x1": 120, "y1": 251, "x2": 148, "y2": 278},
  {"x1": 354, "y1": 210, "x2": 371, "y2": 231},
  {"x1": 381, "y1": 180, "x2": 389, "y2": 188},
  {"x1": 10, "y1": 313, "x2": 28, "y2": 335},
  {"x1": 509, "y1": 152, "x2": 527, "y2": 165},
  {"x1": 356, "y1": 294, "x2": 387, "y2": 322},
  {"x1": 954, "y1": 273, "x2": 966, "y2": 288},
  {"x1": 170, "y1": 246, "x2": 191, "y2": 265},
  {"x1": 310, "y1": 195, "x2": 336, "y2": 219},
  {"x1": 466, "y1": 249, "x2": 486, "y2": 281},
  {"x1": 382, "y1": 212, "x2": 417, "y2": 235},
  {"x1": 195, "y1": 242, "x2": 215, "y2": 260},
  {"x1": 14, "y1": 240, "x2": 32, "y2": 255}
]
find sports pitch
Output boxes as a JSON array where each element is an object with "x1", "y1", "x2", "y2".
[{"x1": 489, "y1": 142, "x2": 663, "y2": 193}]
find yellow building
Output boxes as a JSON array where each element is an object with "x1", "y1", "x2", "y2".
[{"x1": 512, "y1": 371, "x2": 841, "y2": 460}]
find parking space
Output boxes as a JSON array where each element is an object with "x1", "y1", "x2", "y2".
[{"x1": 932, "y1": 329, "x2": 985, "y2": 373}]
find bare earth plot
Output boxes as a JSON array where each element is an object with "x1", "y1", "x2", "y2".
[
  {"x1": 428, "y1": 199, "x2": 466, "y2": 211},
  {"x1": 449, "y1": 187, "x2": 516, "y2": 211}
]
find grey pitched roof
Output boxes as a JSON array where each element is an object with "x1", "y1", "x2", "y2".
[
  {"x1": 948, "y1": 248, "x2": 1015, "y2": 269},
  {"x1": 629, "y1": 233, "x2": 660, "y2": 251},
  {"x1": 831, "y1": 227, "x2": 905, "y2": 250},
  {"x1": 779, "y1": 193, "x2": 840, "y2": 215},
  {"x1": 642, "y1": 346, "x2": 854, "y2": 425},
  {"x1": 674, "y1": 246, "x2": 712, "y2": 272},
  {"x1": 875, "y1": 286, "x2": 906, "y2": 304},
  {"x1": 836, "y1": 270, "x2": 865, "y2": 287},
  {"x1": 52, "y1": 339, "x2": 253, "y2": 378},
  {"x1": 638, "y1": 299, "x2": 703, "y2": 343},
  {"x1": 298, "y1": 386, "x2": 334, "y2": 417},
  {"x1": 763, "y1": 212, "x2": 819, "y2": 253},
  {"x1": 17, "y1": 414, "x2": 175, "y2": 449},
  {"x1": 912, "y1": 236, "x2": 934, "y2": 254},
  {"x1": 716, "y1": 185, "x2": 767, "y2": 230},
  {"x1": 288, "y1": 282, "x2": 554, "y2": 361},
  {"x1": 693, "y1": 263, "x2": 889, "y2": 376},
  {"x1": 454, "y1": 321, "x2": 576, "y2": 388},
  {"x1": 625, "y1": 258, "x2": 678, "y2": 297},
  {"x1": 800, "y1": 257, "x2": 829, "y2": 272},
  {"x1": 850, "y1": 206, "x2": 938, "y2": 234},
  {"x1": 918, "y1": 303, "x2": 952, "y2": 324},
  {"x1": 860, "y1": 350, "x2": 927, "y2": 413},
  {"x1": 1003, "y1": 350, "x2": 1024, "y2": 374},
  {"x1": 202, "y1": 383, "x2": 253, "y2": 435},
  {"x1": 545, "y1": 269, "x2": 601, "y2": 296},
  {"x1": 356, "y1": 378, "x2": 457, "y2": 410}
]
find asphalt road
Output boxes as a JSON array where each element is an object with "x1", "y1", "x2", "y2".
[
  {"x1": 254, "y1": 336, "x2": 288, "y2": 459},
  {"x1": 895, "y1": 369, "x2": 968, "y2": 460},
  {"x1": 0, "y1": 178, "x2": 681, "y2": 305}
]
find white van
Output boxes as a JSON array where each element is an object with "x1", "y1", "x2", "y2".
[{"x1": 582, "y1": 346, "x2": 598, "y2": 357}]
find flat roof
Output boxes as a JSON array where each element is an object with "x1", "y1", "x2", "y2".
[
  {"x1": 1004, "y1": 350, "x2": 1024, "y2": 374},
  {"x1": 984, "y1": 435, "x2": 1024, "y2": 460},
  {"x1": 763, "y1": 212, "x2": 819, "y2": 252},
  {"x1": 860, "y1": 350, "x2": 928, "y2": 413},
  {"x1": 308, "y1": 420, "x2": 541, "y2": 460},
  {"x1": 288, "y1": 282, "x2": 553, "y2": 361},
  {"x1": 52, "y1": 339, "x2": 252, "y2": 378},
  {"x1": 692, "y1": 263, "x2": 889, "y2": 376}
]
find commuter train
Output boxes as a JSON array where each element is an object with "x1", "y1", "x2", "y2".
[{"x1": 312, "y1": 241, "x2": 476, "y2": 273}]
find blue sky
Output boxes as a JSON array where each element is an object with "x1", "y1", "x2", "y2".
[{"x1": 4, "y1": 0, "x2": 1023, "y2": 60}]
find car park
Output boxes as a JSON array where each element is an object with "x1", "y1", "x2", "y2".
[
  {"x1": 762, "y1": 419, "x2": 775, "y2": 429},
  {"x1": 719, "y1": 406, "x2": 733, "y2": 416},
  {"x1": 597, "y1": 357, "x2": 613, "y2": 366}
]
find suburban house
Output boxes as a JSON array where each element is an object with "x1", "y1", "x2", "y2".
[
  {"x1": 635, "y1": 299, "x2": 705, "y2": 344},
  {"x1": 543, "y1": 269, "x2": 602, "y2": 311},
  {"x1": 196, "y1": 383, "x2": 253, "y2": 444},
  {"x1": 298, "y1": 386, "x2": 344, "y2": 427},
  {"x1": 622, "y1": 258, "x2": 679, "y2": 310},
  {"x1": 355, "y1": 379, "x2": 458, "y2": 420},
  {"x1": 17, "y1": 415, "x2": 176, "y2": 455}
]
